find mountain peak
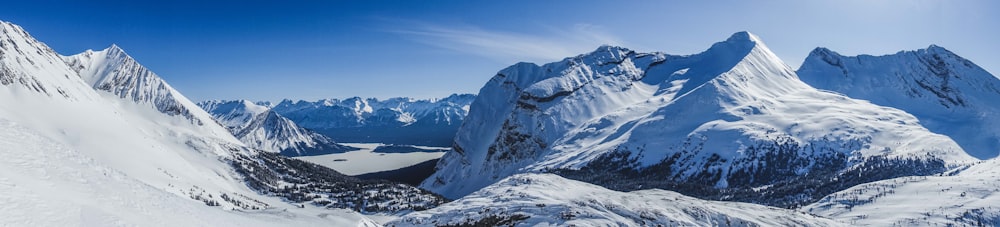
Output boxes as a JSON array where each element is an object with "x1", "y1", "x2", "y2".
[
  {"x1": 590, "y1": 45, "x2": 632, "y2": 55},
  {"x1": 63, "y1": 42, "x2": 210, "y2": 126},
  {"x1": 922, "y1": 44, "x2": 959, "y2": 57},
  {"x1": 809, "y1": 47, "x2": 837, "y2": 56},
  {"x1": 726, "y1": 31, "x2": 762, "y2": 43},
  {"x1": 707, "y1": 31, "x2": 766, "y2": 56},
  {"x1": 101, "y1": 44, "x2": 133, "y2": 62},
  {"x1": 107, "y1": 43, "x2": 123, "y2": 52},
  {"x1": 806, "y1": 47, "x2": 845, "y2": 67}
]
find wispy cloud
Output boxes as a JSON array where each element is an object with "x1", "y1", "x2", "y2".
[{"x1": 386, "y1": 21, "x2": 626, "y2": 64}]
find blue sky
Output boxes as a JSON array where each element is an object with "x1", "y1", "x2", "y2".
[{"x1": 2, "y1": 0, "x2": 997, "y2": 102}]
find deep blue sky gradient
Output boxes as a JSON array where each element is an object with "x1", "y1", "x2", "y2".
[{"x1": 2, "y1": 0, "x2": 997, "y2": 101}]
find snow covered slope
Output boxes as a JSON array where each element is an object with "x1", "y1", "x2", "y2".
[
  {"x1": 0, "y1": 20, "x2": 256, "y2": 210},
  {"x1": 423, "y1": 31, "x2": 973, "y2": 207},
  {"x1": 804, "y1": 159, "x2": 1000, "y2": 226},
  {"x1": 272, "y1": 94, "x2": 475, "y2": 146},
  {"x1": 0, "y1": 119, "x2": 380, "y2": 227},
  {"x1": 199, "y1": 100, "x2": 356, "y2": 156},
  {"x1": 798, "y1": 46, "x2": 1000, "y2": 159},
  {"x1": 0, "y1": 19, "x2": 444, "y2": 224},
  {"x1": 392, "y1": 174, "x2": 844, "y2": 226}
]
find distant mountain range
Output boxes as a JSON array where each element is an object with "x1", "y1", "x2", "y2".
[
  {"x1": 198, "y1": 100, "x2": 356, "y2": 156},
  {"x1": 271, "y1": 94, "x2": 475, "y2": 146}
]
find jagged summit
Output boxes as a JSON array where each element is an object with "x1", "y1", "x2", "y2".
[
  {"x1": 63, "y1": 44, "x2": 213, "y2": 125},
  {"x1": 578, "y1": 45, "x2": 634, "y2": 62},
  {"x1": 726, "y1": 31, "x2": 763, "y2": 42},
  {"x1": 107, "y1": 43, "x2": 123, "y2": 51},
  {"x1": 809, "y1": 44, "x2": 961, "y2": 63}
]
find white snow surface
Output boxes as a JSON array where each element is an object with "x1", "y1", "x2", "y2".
[
  {"x1": 0, "y1": 20, "x2": 375, "y2": 225},
  {"x1": 423, "y1": 31, "x2": 973, "y2": 198},
  {"x1": 392, "y1": 173, "x2": 844, "y2": 226},
  {"x1": 798, "y1": 46, "x2": 1000, "y2": 159},
  {"x1": 0, "y1": 119, "x2": 379, "y2": 227}
]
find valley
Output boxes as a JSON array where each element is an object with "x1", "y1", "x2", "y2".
[{"x1": 1, "y1": 4, "x2": 998, "y2": 225}]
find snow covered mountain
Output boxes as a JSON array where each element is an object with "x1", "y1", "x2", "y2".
[
  {"x1": 798, "y1": 46, "x2": 1000, "y2": 159},
  {"x1": 63, "y1": 43, "x2": 209, "y2": 126},
  {"x1": 422, "y1": 31, "x2": 974, "y2": 208},
  {"x1": 0, "y1": 19, "x2": 443, "y2": 225},
  {"x1": 392, "y1": 173, "x2": 843, "y2": 226},
  {"x1": 790, "y1": 46, "x2": 1000, "y2": 226},
  {"x1": 272, "y1": 94, "x2": 475, "y2": 146},
  {"x1": 0, "y1": 20, "x2": 258, "y2": 211},
  {"x1": 198, "y1": 100, "x2": 356, "y2": 156}
]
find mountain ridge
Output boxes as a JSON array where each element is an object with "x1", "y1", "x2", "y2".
[
  {"x1": 64, "y1": 44, "x2": 210, "y2": 125},
  {"x1": 798, "y1": 44, "x2": 1000, "y2": 159},
  {"x1": 272, "y1": 94, "x2": 475, "y2": 146}
]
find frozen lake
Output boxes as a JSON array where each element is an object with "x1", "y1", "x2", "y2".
[{"x1": 294, "y1": 143, "x2": 446, "y2": 175}]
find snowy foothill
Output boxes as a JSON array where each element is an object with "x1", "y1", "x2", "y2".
[
  {"x1": 804, "y1": 159, "x2": 1000, "y2": 226},
  {"x1": 390, "y1": 173, "x2": 844, "y2": 226}
]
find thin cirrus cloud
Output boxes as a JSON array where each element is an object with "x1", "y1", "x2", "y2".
[{"x1": 389, "y1": 22, "x2": 627, "y2": 64}]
